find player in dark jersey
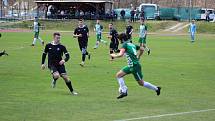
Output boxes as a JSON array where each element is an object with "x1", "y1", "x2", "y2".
[
  {"x1": 41, "y1": 32, "x2": 78, "y2": 95},
  {"x1": 73, "y1": 19, "x2": 91, "y2": 67},
  {"x1": 107, "y1": 23, "x2": 119, "y2": 61},
  {"x1": 125, "y1": 20, "x2": 133, "y2": 43}
]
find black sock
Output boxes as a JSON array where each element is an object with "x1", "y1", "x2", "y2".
[
  {"x1": 66, "y1": 81, "x2": 74, "y2": 92},
  {"x1": 110, "y1": 50, "x2": 113, "y2": 54},
  {"x1": 82, "y1": 54, "x2": 86, "y2": 62},
  {"x1": 110, "y1": 50, "x2": 114, "y2": 59},
  {"x1": 52, "y1": 76, "x2": 58, "y2": 81},
  {"x1": 0, "y1": 52, "x2": 3, "y2": 56}
]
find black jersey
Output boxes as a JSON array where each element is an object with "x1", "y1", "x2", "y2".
[
  {"x1": 74, "y1": 25, "x2": 89, "y2": 42},
  {"x1": 109, "y1": 28, "x2": 118, "y2": 43},
  {"x1": 42, "y1": 42, "x2": 70, "y2": 66},
  {"x1": 126, "y1": 25, "x2": 133, "y2": 35}
]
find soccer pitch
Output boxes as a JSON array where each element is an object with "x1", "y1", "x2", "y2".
[{"x1": 0, "y1": 31, "x2": 215, "y2": 121}]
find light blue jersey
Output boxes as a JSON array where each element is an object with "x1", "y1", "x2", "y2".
[
  {"x1": 189, "y1": 23, "x2": 196, "y2": 33},
  {"x1": 95, "y1": 24, "x2": 103, "y2": 35},
  {"x1": 189, "y1": 23, "x2": 196, "y2": 42},
  {"x1": 139, "y1": 24, "x2": 147, "y2": 38}
]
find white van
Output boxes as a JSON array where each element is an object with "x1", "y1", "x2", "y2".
[
  {"x1": 200, "y1": 8, "x2": 215, "y2": 20},
  {"x1": 138, "y1": 3, "x2": 159, "y2": 19}
]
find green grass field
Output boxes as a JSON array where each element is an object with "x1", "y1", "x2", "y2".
[{"x1": 0, "y1": 31, "x2": 215, "y2": 121}]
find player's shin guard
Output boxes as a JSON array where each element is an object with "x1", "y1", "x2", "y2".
[
  {"x1": 81, "y1": 48, "x2": 87, "y2": 62},
  {"x1": 65, "y1": 81, "x2": 74, "y2": 92},
  {"x1": 117, "y1": 77, "x2": 127, "y2": 93},
  {"x1": 33, "y1": 38, "x2": 37, "y2": 45},
  {"x1": 143, "y1": 81, "x2": 158, "y2": 91}
]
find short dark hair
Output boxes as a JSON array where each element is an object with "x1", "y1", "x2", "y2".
[
  {"x1": 53, "y1": 32, "x2": 61, "y2": 37},
  {"x1": 109, "y1": 23, "x2": 113, "y2": 25},
  {"x1": 118, "y1": 33, "x2": 128, "y2": 43}
]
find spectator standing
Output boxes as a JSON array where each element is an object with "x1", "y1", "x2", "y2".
[{"x1": 120, "y1": 9, "x2": 125, "y2": 20}]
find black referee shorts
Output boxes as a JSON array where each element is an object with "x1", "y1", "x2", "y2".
[
  {"x1": 48, "y1": 65, "x2": 67, "y2": 75},
  {"x1": 78, "y1": 40, "x2": 88, "y2": 51},
  {"x1": 110, "y1": 41, "x2": 119, "y2": 52}
]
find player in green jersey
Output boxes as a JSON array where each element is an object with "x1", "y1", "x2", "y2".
[
  {"x1": 110, "y1": 33, "x2": 161, "y2": 99},
  {"x1": 139, "y1": 20, "x2": 150, "y2": 55},
  {"x1": 31, "y1": 17, "x2": 44, "y2": 46},
  {"x1": 93, "y1": 20, "x2": 107, "y2": 49}
]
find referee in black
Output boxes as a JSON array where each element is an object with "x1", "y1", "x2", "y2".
[
  {"x1": 125, "y1": 20, "x2": 133, "y2": 43},
  {"x1": 73, "y1": 19, "x2": 90, "y2": 67},
  {"x1": 41, "y1": 32, "x2": 78, "y2": 95},
  {"x1": 107, "y1": 23, "x2": 119, "y2": 61}
]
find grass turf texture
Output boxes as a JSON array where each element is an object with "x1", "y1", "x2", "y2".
[{"x1": 0, "y1": 32, "x2": 215, "y2": 121}]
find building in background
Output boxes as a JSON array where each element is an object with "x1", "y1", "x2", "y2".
[{"x1": 34, "y1": 0, "x2": 113, "y2": 19}]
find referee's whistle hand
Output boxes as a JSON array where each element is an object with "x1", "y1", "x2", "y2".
[{"x1": 59, "y1": 60, "x2": 65, "y2": 65}]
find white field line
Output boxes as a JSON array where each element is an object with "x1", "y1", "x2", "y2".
[
  {"x1": 164, "y1": 23, "x2": 184, "y2": 31},
  {"x1": 5, "y1": 46, "x2": 25, "y2": 51},
  {"x1": 114, "y1": 108, "x2": 215, "y2": 121},
  {"x1": 173, "y1": 23, "x2": 190, "y2": 32}
]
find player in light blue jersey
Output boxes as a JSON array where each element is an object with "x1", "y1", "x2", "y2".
[
  {"x1": 189, "y1": 20, "x2": 196, "y2": 43},
  {"x1": 93, "y1": 20, "x2": 107, "y2": 49}
]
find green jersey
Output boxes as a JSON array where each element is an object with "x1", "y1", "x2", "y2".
[
  {"x1": 139, "y1": 24, "x2": 147, "y2": 38},
  {"x1": 122, "y1": 41, "x2": 140, "y2": 67},
  {"x1": 33, "y1": 22, "x2": 40, "y2": 32},
  {"x1": 95, "y1": 24, "x2": 103, "y2": 35}
]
